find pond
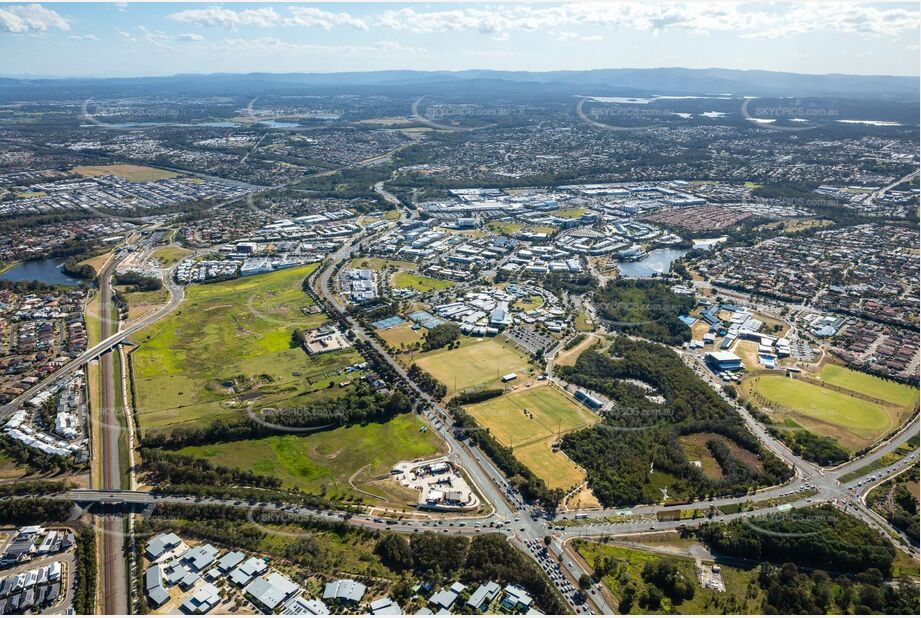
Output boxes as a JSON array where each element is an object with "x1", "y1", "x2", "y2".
[
  {"x1": 617, "y1": 248, "x2": 689, "y2": 278},
  {"x1": 0, "y1": 259, "x2": 83, "y2": 286}
]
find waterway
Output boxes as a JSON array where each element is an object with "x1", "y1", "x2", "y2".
[
  {"x1": 617, "y1": 248, "x2": 689, "y2": 278},
  {"x1": 0, "y1": 259, "x2": 83, "y2": 286}
]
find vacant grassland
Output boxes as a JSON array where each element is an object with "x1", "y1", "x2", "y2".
[
  {"x1": 131, "y1": 265, "x2": 364, "y2": 435},
  {"x1": 72, "y1": 164, "x2": 179, "y2": 181},
  {"x1": 150, "y1": 246, "x2": 192, "y2": 267},
  {"x1": 748, "y1": 373, "x2": 902, "y2": 452},
  {"x1": 177, "y1": 415, "x2": 443, "y2": 500},
  {"x1": 818, "y1": 364, "x2": 918, "y2": 408},
  {"x1": 390, "y1": 272, "x2": 454, "y2": 292}
]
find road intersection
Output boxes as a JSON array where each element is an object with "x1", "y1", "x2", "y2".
[{"x1": 8, "y1": 219, "x2": 914, "y2": 615}]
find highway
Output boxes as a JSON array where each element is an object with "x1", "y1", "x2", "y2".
[
  {"x1": 95, "y1": 256, "x2": 128, "y2": 616},
  {"x1": 43, "y1": 212, "x2": 914, "y2": 614},
  {"x1": 0, "y1": 261, "x2": 185, "y2": 418}
]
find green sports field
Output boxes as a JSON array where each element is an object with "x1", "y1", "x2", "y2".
[
  {"x1": 413, "y1": 338, "x2": 532, "y2": 394},
  {"x1": 131, "y1": 265, "x2": 364, "y2": 435},
  {"x1": 177, "y1": 414, "x2": 443, "y2": 501},
  {"x1": 752, "y1": 375, "x2": 894, "y2": 450},
  {"x1": 390, "y1": 271, "x2": 454, "y2": 292},
  {"x1": 465, "y1": 385, "x2": 599, "y2": 489},
  {"x1": 818, "y1": 364, "x2": 918, "y2": 407}
]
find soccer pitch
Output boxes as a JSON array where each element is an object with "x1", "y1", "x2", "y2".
[
  {"x1": 752, "y1": 374, "x2": 899, "y2": 451},
  {"x1": 413, "y1": 338, "x2": 532, "y2": 394}
]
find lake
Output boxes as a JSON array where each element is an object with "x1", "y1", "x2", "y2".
[
  {"x1": 0, "y1": 259, "x2": 83, "y2": 286},
  {"x1": 617, "y1": 248, "x2": 689, "y2": 278}
]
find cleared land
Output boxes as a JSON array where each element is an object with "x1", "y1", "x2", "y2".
[
  {"x1": 487, "y1": 222, "x2": 524, "y2": 235},
  {"x1": 556, "y1": 334, "x2": 599, "y2": 368},
  {"x1": 574, "y1": 312, "x2": 594, "y2": 332},
  {"x1": 465, "y1": 385, "x2": 599, "y2": 489},
  {"x1": 116, "y1": 286, "x2": 170, "y2": 322},
  {"x1": 514, "y1": 295, "x2": 544, "y2": 311},
  {"x1": 72, "y1": 164, "x2": 180, "y2": 181},
  {"x1": 377, "y1": 324, "x2": 424, "y2": 349},
  {"x1": 78, "y1": 251, "x2": 112, "y2": 276},
  {"x1": 413, "y1": 337, "x2": 532, "y2": 394},
  {"x1": 390, "y1": 271, "x2": 454, "y2": 292},
  {"x1": 678, "y1": 432, "x2": 763, "y2": 481},
  {"x1": 150, "y1": 246, "x2": 192, "y2": 267},
  {"x1": 131, "y1": 265, "x2": 364, "y2": 435},
  {"x1": 0, "y1": 451, "x2": 28, "y2": 481},
  {"x1": 573, "y1": 540, "x2": 763, "y2": 614},
  {"x1": 552, "y1": 208, "x2": 586, "y2": 219},
  {"x1": 347, "y1": 257, "x2": 416, "y2": 272},
  {"x1": 678, "y1": 433, "x2": 724, "y2": 480},
  {"x1": 177, "y1": 415, "x2": 443, "y2": 501}
]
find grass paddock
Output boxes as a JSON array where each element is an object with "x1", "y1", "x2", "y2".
[{"x1": 465, "y1": 385, "x2": 599, "y2": 489}]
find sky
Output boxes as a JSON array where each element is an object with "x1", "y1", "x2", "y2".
[{"x1": 0, "y1": 1, "x2": 919, "y2": 78}]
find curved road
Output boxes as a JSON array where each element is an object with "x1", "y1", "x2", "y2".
[{"x1": 49, "y1": 225, "x2": 916, "y2": 615}]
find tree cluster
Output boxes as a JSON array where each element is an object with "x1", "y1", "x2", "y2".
[
  {"x1": 558, "y1": 338, "x2": 791, "y2": 507},
  {"x1": 422, "y1": 323, "x2": 461, "y2": 351},
  {"x1": 697, "y1": 505, "x2": 896, "y2": 575},
  {"x1": 0, "y1": 498, "x2": 73, "y2": 525},
  {"x1": 758, "y1": 562, "x2": 918, "y2": 615},
  {"x1": 593, "y1": 280, "x2": 695, "y2": 345},
  {"x1": 113, "y1": 271, "x2": 163, "y2": 292},
  {"x1": 74, "y1": 528, "x2": 97, "y2": 615},
  {"x1": 376, "y1": 533, "x2": 568, "y2": 615},
  {"x1": 408, "y1": 364, "x2": 447, "y2": 399}
]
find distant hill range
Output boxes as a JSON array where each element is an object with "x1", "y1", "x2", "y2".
[{"x1": 0, "y1": 67, "x2": 917, "y2": 101}]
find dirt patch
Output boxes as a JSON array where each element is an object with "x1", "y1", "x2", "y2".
[
  {"x1": 556, "y1": 334, "x2": 599, "y2": 367},
  {"x1": 566, "y1": 485, "x2": 601, "y2": 510}
]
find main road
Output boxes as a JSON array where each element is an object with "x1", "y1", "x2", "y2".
[
  {"x1": 59, "y1": 217, "x2": 915, "y2": 615},
  {"x1": 0, "y1": 260, "x2": 184, "y2": 418},
  {"x1": 95, "y1": 254, "x2": 128, "y2": 616}
]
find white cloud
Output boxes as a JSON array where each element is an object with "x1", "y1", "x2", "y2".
[
  {"x1": 70, "y1": 34, "x2": 99, "y2": 41},
  {"x1": 216, "y1": 36, "x2": 420, "y2": 56},
  {"x1": 375, "y1": 2, "x2": 919, "y2": 40},
  {"x1": 287, "y1": 6, "x2": 368, "y2": 31},
  {"x1": 168, "y1": 5, "x2": 367, "y2": 31},
  {"x1": 117, "y1": 26, "x2": 202, "y2": 48},
  {"x1": 168, "y1": 6, "x2": 281, "y2": 30},
  {"x1": 556, "y1": 31, "x2": 603, "y2": 42},
  {"x1": 0, "y1": 4, "x2": 70, "y2": 34}
]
